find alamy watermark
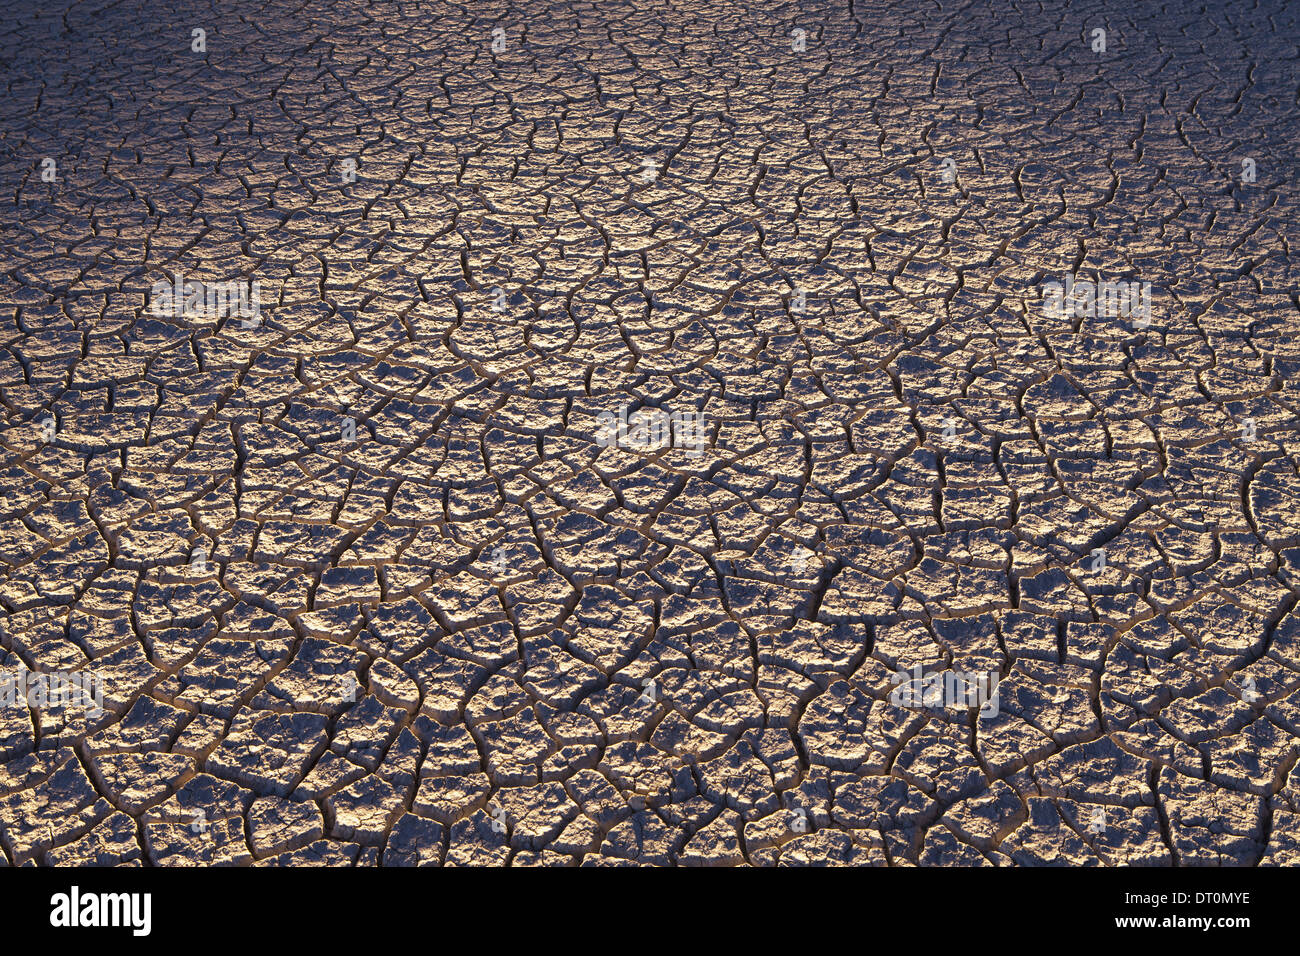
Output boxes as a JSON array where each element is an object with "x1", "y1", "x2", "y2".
[
  {"x1": 1041, "y1": 273, "x2": 1152, "y2": 327},
  {"x1": 890, "y1": 665, "x2": 1000, "y2": 718},
  {"x1": 1, "y1": 667, "x2": 103, "y2": 717},
  {"x1": 595, "y1": 406, "x2": 707, "y2": 457},
  {"x1": 150, "y1": 272, "x2": 262, "y2": 325},
  {"x1": 50, "y1": 886, "x2": 150, "y2": 936}
]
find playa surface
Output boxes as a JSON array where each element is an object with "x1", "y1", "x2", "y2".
[{"x1": 0, "y1": 0, "x2": 1297, "y2": 865}]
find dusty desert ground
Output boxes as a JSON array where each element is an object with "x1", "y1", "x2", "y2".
[{"x1": 0, "y1": 0, "x2": 1298, "y2": 866}]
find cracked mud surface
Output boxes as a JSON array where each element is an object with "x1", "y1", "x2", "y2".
[{"x1": 1, "y1": 0, "x2": 1298, "y2": 867}]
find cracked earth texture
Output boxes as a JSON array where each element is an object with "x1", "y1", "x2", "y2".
[{"x1": 0, "y1": 0, "x2": 1297, "y2": 868}]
